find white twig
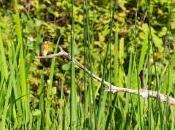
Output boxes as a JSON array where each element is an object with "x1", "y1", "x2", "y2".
[{"x1": 36, "y1": 47, "x2": 175, "y2": 106}]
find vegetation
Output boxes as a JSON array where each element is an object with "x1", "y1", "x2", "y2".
[{"x1": 0, "y1": 0, "x2": 175, "y2": 129}]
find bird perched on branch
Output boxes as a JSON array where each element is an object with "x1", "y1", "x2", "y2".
[
  {"x1": 41, "y1": 41, "x2": 49, "y2": 56},
  {"x1": 39, "y1": 41, "x2": 52, "y2": 67}
]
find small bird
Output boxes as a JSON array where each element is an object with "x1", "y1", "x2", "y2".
[
  {"x1": 39, "y1": 41, "x2": 51, "y2": 67},
  {"x1": 41, "y1": 41, "x2": 49, "y2": 56}
]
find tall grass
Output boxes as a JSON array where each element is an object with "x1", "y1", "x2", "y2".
[
  {"x1": 83, "y1": 0, "x2": 96, "y2": 129},
  {"x1": 70, "y1": 0, "x2": 77, "y2": 129}
]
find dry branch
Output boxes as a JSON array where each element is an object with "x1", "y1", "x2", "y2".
[{"x1": 36, "y1": 47, "x2": 175, "y2": 106}]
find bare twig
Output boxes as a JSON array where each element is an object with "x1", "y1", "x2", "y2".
[{"x1": 36, "y1": 47, "x2": 175, "y2": 106}]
